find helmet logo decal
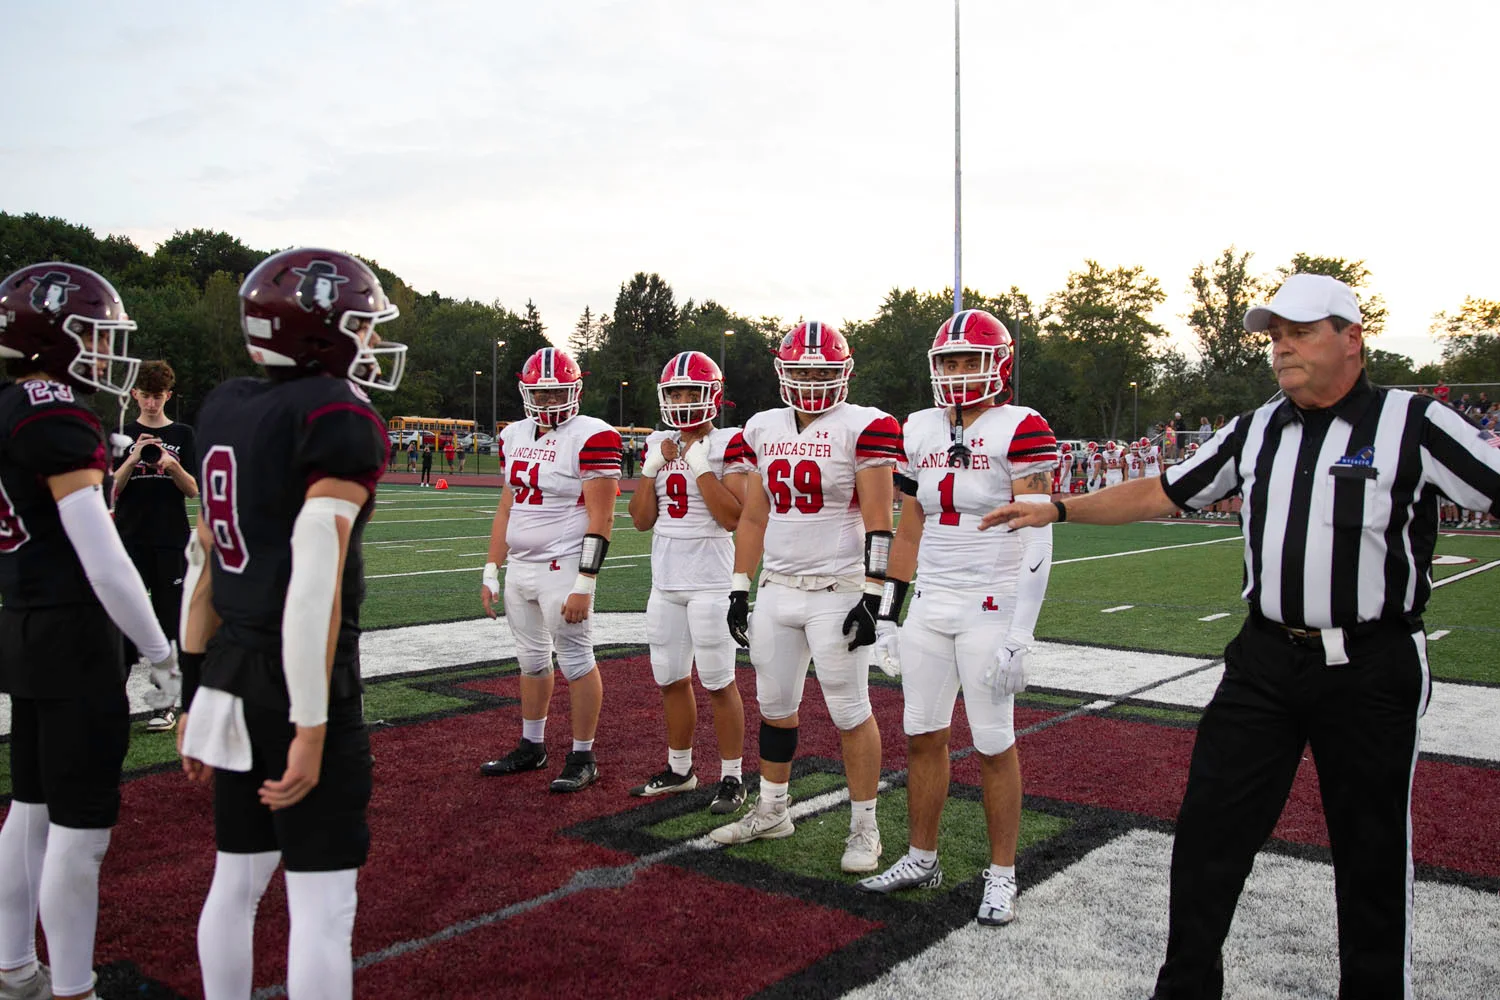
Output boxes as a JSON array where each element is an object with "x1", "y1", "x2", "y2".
[
  {"x1": 675, "y1": 351, "x2": 690, "y2": 378},
  {"x1": 29, "y1": 271, "x2": 81, "y2": 314},
  {"x1": 291, "y1": 260, "x2": 349, "y2": 311}
]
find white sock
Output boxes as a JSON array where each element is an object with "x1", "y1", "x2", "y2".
[
  {"x1": 910, "y1": 847, "x2": 938, "y2": 866},
  {"x1": 285, "y1": 869, "x2": 358, "y2": 1000},
  {"x1": 988, "y1": 863, "x2": 1016, "y2": 880},
  {"x1": 759, "y1": 779, "x2": 789, "y2": 811},
  {"x1": 668, "y1": 747, "x2": 693, "y2": 776},
  {"x1": 39, "y1": 824, "x2": 110, "y2": 998},
  {"x1": 572, "y1": 738, "x2": 594, "y2": 753},
  {"x1": 198, "y1": 851, "x2": 280, "y2": 1000},
  {"x1": 0, "y1": 801, "x2": 49, "y2": 971},
  {"x1": 720, "y1": 757, "x2": 743, "y2": 781},
  {"x1": 850, "y1": 798, "x2": 877, "y2": 833},
  {"x1": 521, "y1": 717, "x2": 546, "y2": 743}
]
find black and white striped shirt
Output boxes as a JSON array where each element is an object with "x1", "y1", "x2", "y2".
[{"x1": 1163, "y1": 374, "x2": 1500, "y2": 630}]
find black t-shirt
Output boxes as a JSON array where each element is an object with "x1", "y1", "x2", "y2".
[
  {"x1": 421, "y1": 443, "x2": 434, "y2": 469},
  {"x1": 0, "y1": 378, "x2": 110, "y2": 610},
  {"x1": 114, "y1": 419, "x2": 197, "y2": 548},
  {"x1": 195, "y1": 375, "x2": 387, "y2": 707}
]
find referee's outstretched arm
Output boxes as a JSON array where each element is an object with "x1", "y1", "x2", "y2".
[{"x1": 980, "y1": 475, "x2": 1175, "y2": 530}]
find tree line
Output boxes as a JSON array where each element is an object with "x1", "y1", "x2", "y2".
[{"x1": 3, "y1": 212, "x2": 1496, "y2": 439}]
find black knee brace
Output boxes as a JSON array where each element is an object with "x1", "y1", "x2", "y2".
[{"x1": 759, "y1": 721, "x2": 799, "y2": 764}]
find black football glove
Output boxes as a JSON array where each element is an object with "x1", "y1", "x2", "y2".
[
  {"x1": 728, "y1": 590, "x2": 750, "y2": 648},
  {"x1": 842, "y1": 592, "x2": 880, "y2": 651}
]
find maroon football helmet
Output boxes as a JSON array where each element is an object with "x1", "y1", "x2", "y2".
[
  {"x1": 774, "y1": 321, "x2": 852, "y2": 413},
  {"x1": 519, "y1": 347, "x2": 584, "y2": 427},
  {"x1": 657, "y1": 351, "x2": 723, "y2": 428},
  {"x1": 929, "y1": 309, "x2": 1013, "y2": 407},
  {"x1": 239, "y1": 248, "x2": 405, "y2": 390},
  {"x1": 0, "y1": 262, "x2": 139, "y2": 396}
]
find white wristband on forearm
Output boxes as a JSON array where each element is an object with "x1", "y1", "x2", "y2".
[
  {"x1": 57, "y1": 485, "x2": 172, "y2": 663},
  {"x1": 282, "y1": 496, "x2": 361, "y2": 728},
  {"x1": 684, "y1": 438, "x2": 713, "y2": 478},
  {"x1": 571, "y1": 574, "x2": 597, "y2": 596},
  {"x1": 641, "y1": 444, "x2": 667, "y2": 478},
  {"x1": 482, "y1": 561, "x2": 500, "y2": 593},
  {"x1": 731, "y1": 572, "x2": 752, "y2": 593},
  {"x1": 179, "y1": 530, "x2": 207, "y2": 646},
  {"x1": 1010, "y1": 493, "x2": 1054, "y2": 645}
]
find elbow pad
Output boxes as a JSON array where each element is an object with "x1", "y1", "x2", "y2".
[
  {"x1": 1009, "y1": 494, "x2": 1054, "y2": 646},
  {"x1": 57, "y1": 485, "x2": 172, "y2": 663},
  {"x1": 282, "y1": 496, "x2": 361, "y2": 728}
]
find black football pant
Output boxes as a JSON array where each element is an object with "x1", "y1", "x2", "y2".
[
  {"x1": 1152, "y1": 615, "x2": 1429, "y2": 1000},
  {"x1": 120, "y1": 543, "x2": 185, "y2": 668}
]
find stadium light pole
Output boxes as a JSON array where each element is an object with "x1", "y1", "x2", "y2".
[
  {"x1": 491, "y1": 340, "x2": 506, "y2": 434},
  {"x1": 472, "y1": 370, "x2": 482, "y2": 428},
  {"x1": 1130, "y1": 381, "x2": 1138, "y2": 439},
  {"x1": 953, "y1": 0, "x2": 962, "y2": 315},
  {"x1": 619, "y1": 380, "x2": 629, "y2": 429},
  {"x1": 721, "y1": 329, "x2": 734, "y2": 411}
]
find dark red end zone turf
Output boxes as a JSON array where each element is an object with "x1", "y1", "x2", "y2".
[{"x1": 43, "y1": 651, "x2": 1500, "y2": 997}]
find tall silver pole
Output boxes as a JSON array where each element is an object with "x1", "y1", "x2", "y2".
[
  {"x1": 953, "y1": 0, "x2": 962, "y2": 315},
  {"x1": 491, "y1": 340, "x2": 498, "y2": 434}
]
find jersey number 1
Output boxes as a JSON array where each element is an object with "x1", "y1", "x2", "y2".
[{"x1": 936, "y1": 472, "x2": 960, "y2": 526}]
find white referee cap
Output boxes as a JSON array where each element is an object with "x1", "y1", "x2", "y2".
[{"x1": 1244, "y1": 273, "x2": 1362, "y2": 332}]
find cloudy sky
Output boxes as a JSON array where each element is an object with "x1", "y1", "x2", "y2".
[{"x1": 7, "y1": 0, "x2": 1496, "y2": 365}]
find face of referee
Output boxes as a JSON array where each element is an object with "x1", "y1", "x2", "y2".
[{"x1": 1268, "y1": 316, "x2": 1364, "y2": 409}]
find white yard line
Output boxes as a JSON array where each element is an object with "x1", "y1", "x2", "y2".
[
  {"x1": 1432, "y1": 559, "x2": 1500, "y2": 589},
  {"x1": 365, "y1": 552, "x2": 652, "y2": 580},
  {"x1": 1052, "y1": 534, "x2": 1241, "y2": 567},
  {"x1": 1427, "y1": 630, "x2": 1451, "y2": 641},
  {"x1": 1198, "y1": 612, "x2": 1231, "y2": 622},
  {"x1": 1101, "y1": 605, "x2": 1134, "y2": 614}
]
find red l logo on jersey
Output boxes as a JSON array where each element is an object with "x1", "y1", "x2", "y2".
[
  {"x1": 549, "y1": 560, "x2": 561, "y2": 571},
  {"x1": 981, "y1": 596, "x2": 999, "y2": 611}
]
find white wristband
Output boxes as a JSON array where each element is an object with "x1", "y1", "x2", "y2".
[
  {"x1": 684, "y1": 439, "x2": 713, "y2": 478},
  {"x1": 482, "y1": 561, "x2": 500, "y2": 592},
  {"x1": 641, "y1": 446, "x2": 667, "y2": 478},
  {"x1": 571, "y1": 573, "x2": 597, "y2": 596},
  {"x1": 731, "y1": 572, "x2": 752, "y2": 593}
]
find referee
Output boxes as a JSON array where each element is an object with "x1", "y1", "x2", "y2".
[{"x1": 980, "y1": 273, "x2": 1500, "y2": 999}]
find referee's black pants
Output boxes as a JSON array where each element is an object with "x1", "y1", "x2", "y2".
[{"x1": 1152, "y1": 615, "x2": 1430, "y2": 1000}]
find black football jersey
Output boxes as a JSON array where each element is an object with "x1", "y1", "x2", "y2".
[
  {"x1": 114, "y1": 419, "x2": 197, "y2": 548},
  {"x1": 0, "y1": 379, "x2": 111, "y2": 608},
  {"x1": 195, "y1": 376, "x2": 387, "y2": 702}
]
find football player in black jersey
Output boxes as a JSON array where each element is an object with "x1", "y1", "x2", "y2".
[
  {"x1": 177, "y1": 248, "x2": 405, "y2": 1000},
  {"x1": 0, "y1": 262, "x2": 179, "y2": 1000}
]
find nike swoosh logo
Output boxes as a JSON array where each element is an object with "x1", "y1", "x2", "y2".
[{"x1": 1028, "y1": 559, "x2": 1044, "y2": 573}]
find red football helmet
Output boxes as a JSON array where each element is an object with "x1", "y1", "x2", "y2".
[
  {"x1": 519, "y1": 347, "x2": 583, "y2": 427},
  {"x1": 1138, "y1": 437, "x2": 1150, "y2": 449},
  {"x1": 1060, "y1": 442, "x2": 1072, "y2": 452},
  {"x1": 929, "y1": 309, "x2": 1013, "y2": 407},
  {"x1": 239, "y1": 248, "x2": 405, "y2": 391},
  {"x1": 0, "y1": 262, "x2": 139, "y2": 396},
  {"x1": 1086, "y1": 441, "x2": 1098, "y2": 452},
  {"x1": 657, "y1": 351, "x2": 723, "y2": 429},
  {"x1": 775, "y1": 321, "x2": 852, "y2": 413}
]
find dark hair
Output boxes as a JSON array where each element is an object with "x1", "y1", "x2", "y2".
[{"x1": 135, "y1": 360, "x2": 175, "y2": 395}]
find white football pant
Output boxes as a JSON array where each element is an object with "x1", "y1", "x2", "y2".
[
  {"x1": 899, "y1": 588, "x2": 1017, "y2": 756},
  {"x1": 748, "y1": 582, "x2": 872, "y2": 731},
  {"x1": 646, "y1": 588, "x2": 736, "y2": 690}
]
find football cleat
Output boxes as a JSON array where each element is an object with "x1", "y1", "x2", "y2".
[
  {"x1": 709, "y1": 799, "x2": 794, "y2": 844},
  {"x1": 0, "y1": 964, "x2": 51, "y2": 1000},
  {"x1": 976, "y1": 868, "x2": 1018, "y2": 926},
  {"x1": 479, "y1": 739, "x2": 548, "y2": 777},
  {"x1": 841, "y1": 827, "x2": 883, "y2": 873},
  {"x1": 145, "y1": 709, "x2": 177, "y2": 733},
  {"x1": 708, "y1": 775, "x2": 747, "y2": 814},
  {"x1": 550, "y1": 750, "x2": 599, "y2": 793},
  {"x1": 630, "y1": 768, "x2": 697, "y2": 797},
  {"x1": 857, "y1": 854, "x2": 943, "y2": 894}
]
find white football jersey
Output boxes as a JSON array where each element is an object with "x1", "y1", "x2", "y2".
[
  {"x1": 1143, "y1": 446, "x2": 1162, "y2": 477},
  {"x1": 501, "y1": 415, "x2": 621, "y2": 563},
  {"x1": 899, "y1": 405, "x2": 1057, "y2": 593},
  {"x1": 647, "y1": 426, "x2": 752, "y2": 591},
  {"x1": 733, "y1": 402, "x2": 902, "y2": 578},
  {"x1": 1125, "y1": 453, "x2": 1144, "y2": 479}
]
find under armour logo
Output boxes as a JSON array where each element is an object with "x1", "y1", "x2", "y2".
[
  {"x1": 969, "y1": 437, "x2": 983, "y2": 448},
  {"x1": 815, "y1": 431, "x2": 829, "y2": 439},
  {"x1": 981, "y1": 596, "x2": 999, "y2": 611}
]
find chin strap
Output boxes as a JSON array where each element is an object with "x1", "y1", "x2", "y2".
[{"x1": 948, "y1": 402, "x2": 971, "y2": 468}]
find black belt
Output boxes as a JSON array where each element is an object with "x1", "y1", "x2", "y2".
[{"x1": 1249, "y1": 611, "x2": 1418, "y2": 647}]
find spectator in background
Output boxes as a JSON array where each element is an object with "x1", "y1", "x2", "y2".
[
  {"x1": 1479, "y1": 391, "x2": 1490, "y2": 409},
  {"x1": 443, "y1": 435, "x2": 456, "y2": 473},
  {"x1": 623, "y1": 439, "x2": 638, "y2": 479},
  {"x1": 112, "y1": 360, "x2": 198, "y2": 732},
  {"x1": 457, "y1": 438, "x2": 468, "y2": 474},
  {"x1": 1197, "y1": 416, "x2": 1212, "y2": 444},
  {"x1": 406, "y1": 435, "x2": 418, "y2": 472},
  {"x1": 420, "y1": 438, "x2": 435, "y2": 487},
  {"x1": 1459, "y1": 392, "x2": 1472, "y2": 412},
  {"x1": 1163, "y1": 422, "x2": 1178, "y2": 460},
  {"x1": 1214, "y1": 414, "x2": 1226, "y2": 431},
  {"x1": 1434, "y1": 379, "x2": 1450, "y2": 404}
]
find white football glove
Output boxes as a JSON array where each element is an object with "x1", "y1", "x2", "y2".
[
  {"x1": 145, "y1": 647, "x2": 182, "y2": 710},
  {"x1": 683, "y1": 436, "x2": 713, "y2": 478},
  {"x1": 482, "y1": 561, "x2": 501, "y2": 598},
  {"x1": 984, "y1": 643, "x2": 1028, "y2": 696},
  {"x1": 641, "y1": 441, "x2": 669, "y2": 478},
  {"x1": 873, "y1": 620, "x2": 901, "y2": 678}
]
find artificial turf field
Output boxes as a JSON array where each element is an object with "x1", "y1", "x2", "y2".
[{"x1": 2, "y1": 482, "x2": 1498, "y2": 998}]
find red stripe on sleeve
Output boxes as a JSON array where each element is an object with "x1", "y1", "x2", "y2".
[
  {"x1": 1008, "y1": 413, "x2": 1057, "y2": 463},
  {"x1": 855, "y1": 415, "x2": 906, "y2": 462},
  {"x1": 724, "y1": 431, "x2": 756, "y2": 467}
]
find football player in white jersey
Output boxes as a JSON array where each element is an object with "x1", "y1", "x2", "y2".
[
  {"x1": 478, "y1": 348, "x2": 622, "y2": 792},
  {"x1": 856, "y1": 309, "x2": 1056, "y2": 929},
  {"x1": 1086, "y1": 442, "x2": 1105, "y2": 492},
  {"x1": 1102, "y1": 441, "x2": 1125, "y2": 488},
  {"x1": 1125, "y1": 441, "x2": 1145, "y2": 480},
  {"x1": 1141, "y1": 436, "x2": 1162, "y2": 478},
  {"x1": 1054, "y1": 442, "x2": 1073, "y2": 495},
  {"x1": 709, "y1": 321, "x2": 903, "y2": 874},
  {"x1": 627, "y1": 351, "x2": 752, "y2": 814}
]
